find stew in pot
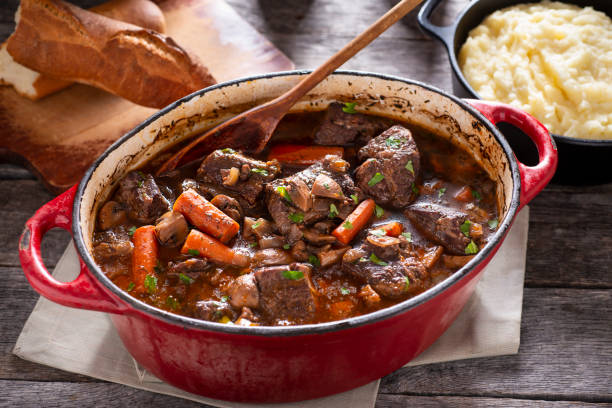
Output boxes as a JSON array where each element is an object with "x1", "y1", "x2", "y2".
[{"x1": 92, "y1": 102, "x2": 499, "y2": 326}]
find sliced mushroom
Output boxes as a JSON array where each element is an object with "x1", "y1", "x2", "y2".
[
  {"x1": 311, "y1": 174, "x2": 344, "y2": 200},
  {"x1": 365, "y1": 234, "x2": 400, "y2": 261},
  {"x1": 155, "y1": 211, "x2": 189, "y2": 247},
  {"x1": 252, "y1": 248, "x2": 294, "y2": 266},
  {"x1": 98, "y1": 201, "x2": 128, "y2": 230},
  {"x1": 211, "y1": 194, "x2": 244, "y2": 223},
  {"x1": 317, "y1": 247, "x2": 349, "y2": 267},
  {"x1": 302, "y1": 228, "x2": 337, "y2": 245},
  {"x1": 342, "y1": 247, "x2": 368, "y2": 263},
  {"x1": 290, "y1": 240, "x2": 309, "y2": 261},
  {"x1": 258, "y1": 234, "x2": 285, "y2": 249},
  {"x1": 228, "y1": 274, "x2": 260, "y2": 309},
  {"x1": 286, "y1": 178, "x2": 311, "y2": 212},
  {"x1": 243, "y1": 217, "x2": 274, "y2": 240}
]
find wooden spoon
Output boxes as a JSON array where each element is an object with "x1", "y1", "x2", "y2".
[{"x1": 157, "y1": 0, "x2": 423, "y2": 174}]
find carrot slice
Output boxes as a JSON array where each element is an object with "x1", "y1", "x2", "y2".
[
  {"x1": 173, "y1": 189, "x2": 240, "y2": 243},
  {"x1": 332, "y1": 198, "x2": 376, "y2": 245},
  {"x1": 268, "y1": 145, "x2": 344, "y2": 165},
  {"x1": 181, "y1": 229, "x2": 248, "y2": 267},
  {"x1": 454, "y1": 186, "x2": 473, "y2": 202},
  {"x1": 378, "y1": 221, "x2": 403, "y2": 237},
  {"x1": 131, "y1": 225, "x2": 159, "y2": 295}
]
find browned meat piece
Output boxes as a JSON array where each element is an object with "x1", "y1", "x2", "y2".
[
  {"x1": 92, "y1": 228, "x2": 133, "y2": 278},
  {"x1": 195, "y1": 300, "x2": 237, "y2": 322},
  {"x1": 155, "y1": 211, "x2": 188, "y2": 247},
  {"x1": 227, "y1": 274, "x2": 259, "y2": 309},
  {"x1": 265, "y1": 156, "x2": 361, "y2": 243},
  {"x1": 97, "y1": 201, "x2": 127, "y2": 230},
  {"x1": 442, "y1": 254, "x2": 474, "y2": 269},
  {"x1": 314, "y1": 102, "x2": 392, "y2": 145},
  {"x1": 116, "y1": 171, "x2": 171, "y2": 223},
  {"x1": 302, "y1": 228, "x2": 337, "y2": 245},
  {"x1": 254, "y1": 263, "x2": 316, "y2": 323},
  {"x1": 365, "y1": 234, "x2": 400, "y2": 261},
  {"x1": 252, "y1": 248, "x2": 294, "y2": 267},
  {"x1": 197, "y1": 149, "x2": 281, "y2": 207},
  {"x1": 290, "y1": 240, "x2": 309, "y2": 261},
  {"x1": 210, "y1": 194, "x2": 244, "y2": 223},
  {"x1": 358, "y1": 284, "x2": 381, "y2": 308},
  {"x1": 406, "y1": 202, "x2": 474, "y2": 255},
  {"x1": 167, "y1": 258, "x2": 210, "y2": 281},
  {"x1": 243, "y1": 217, "x2": 275, "y2": 240},
  {"x1": 317, "y1": 247, "x2": 349, "y2": 267},
  {"x1": 355, "y1": 126, "x2": 420, "y2": 208},
  {"x1": 257, "y1": 235, "x2": 285, "y2": 249}
]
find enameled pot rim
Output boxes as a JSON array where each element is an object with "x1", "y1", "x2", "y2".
[
  {"x1": 73, "y1": 70, "x2": 521, "y2": 336},
  {"x1": 440, "y1": 0, "x2": 612, "y2": 147}
]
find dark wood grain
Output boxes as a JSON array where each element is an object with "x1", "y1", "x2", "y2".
[{"x1": 376, "y1": 395, "x2": 612, "y2": 407}]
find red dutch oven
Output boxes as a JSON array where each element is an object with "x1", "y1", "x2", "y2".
[{"x1": 18, "y1": 71, "x2": 557, "y2": 403}]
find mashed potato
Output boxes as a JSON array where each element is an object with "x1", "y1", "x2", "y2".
[{"x1": 458, "y1": 1, "x2": 612, "y2": 139}]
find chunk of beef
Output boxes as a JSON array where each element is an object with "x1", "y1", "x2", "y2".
[
  {"x1": 195, "y1": 300, "x2": 237, "y2": 322},
  {"x1": 265, "y1": 156, "x2": 361, "y2": 243},
  {"x1": 116, "y1": 171, "x2": 171, "y2": 223},
  {"x1": 210, "y1": 194, "x2": 243, "y2": 223},
  {"x1": 405, "y1": 202, "x2": 474, "y2": 255},
  {"x1": 317, "y1": 247, "x2": 349, "y2": 267},
  {"x1": 355, "y1": 126, "x2": 421, "y2": 208},
  {"x1": 93, "y1": 228, "x2": 133, "y2": 279},
  {"x1": 290, "y1": 240, "x2": 309, "y2": 261},
  {"x1": 365, "y1": 234, "x2": 400, "y2": 261},
  {"x1": 254, "y1": 263, "x2": 316, "y2": 323},
  {"x1": 197, "y1": 149, "x2": 281, "y2": 207},
  {"x1": 314, "y1": 102, "x2": 392, "y2": 145},
  {"x1": 97, "y1": 201, "x2": 127, "y2": 230},
  {"x1": 155, "y1": 211, "x2": 189, "y2": 247},
  {"x1": 167, "y1": 258, "x2": 210, "y2": 279},
  {"x1": 227, "y1": 273, "x2": 259, "y2": 309}
]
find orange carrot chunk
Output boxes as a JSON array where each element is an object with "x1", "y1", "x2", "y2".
[
  {"x1": 379, "y1": 221, "x2": 403, "y2": 237},
  {"x1": 181, "y1": 229, "x2": 248, "y2": 267},
  {"x1": 268, "y1": 145, "x2": 344, "y2": 165},
  {"x1": 131, "y1": 225, "x2": 159, "y2": 295},
  {"x1": 332, "y1": 198, "x2": 376, "y2": 245},
  {"x1": 173, "y1": 189, "x2": 240, "y2": 244},
  {"x1": 454, "y1": 186, "x2": 473, "y2": 202}
]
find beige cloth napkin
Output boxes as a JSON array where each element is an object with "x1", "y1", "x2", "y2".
[{"x1": 13, "y1": 208, "x2": 529, "y2": 408}]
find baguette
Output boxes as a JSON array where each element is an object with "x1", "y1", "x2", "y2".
[
  {"x1": 0, "y1": 0, "x2": 167, "y2": 100},
  {"x1": 6, "y1": 0, "x2": 216, "y2": 108}
]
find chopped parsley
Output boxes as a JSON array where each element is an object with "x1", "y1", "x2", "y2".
[
  {"x1": 283, "y1": 243, "x2": 291, "y2": 250},
  {"x1": 308, "y1": 254, "x2": 321, "y2": 267},
  {"x1": 471, "y1": 189, "x2": 482, "y2": 200},
  {"x1": 288, "y1": 212, "x2": 304, "y2": 224},
  {"x1": 375, "y1": 204, "x2": 384, "y2": 218},
  {"x1": 251, "y1": 168, "x2": 268, "y2": 176},
  {"x1": 220, "y1": 295, "x2": 229, "y2": 303},
  {"x1": 166, "y1": 296, "x2": 179, "y2": 310},
  {"x1": 342, "y1": 220, "x2": 353, "y2": 229},
  {"x1": 329, "y1": 203, "x2": 339, "y2": 218},
  {"x1": 188, "y1": 248, "x2": 200, "y2": 256},
  {"x1": 385, "y1": 135, "x2": 406, "y2": 148},
  {"x1": 249, "y1": 242, "x2": 258, "y2": 248},
  {"x1": 368, "y1": 172, "x2": 384, "y2": 187},
  {"x1": 465, "y1": 240, "x2": 479, "y2": 255},
  {"x1": 137, "y1": 180, "x2": 144, "y2": 188},
  {"x1": 154, "y1": 260, "x2": 163, "y2": 274},
  {"x1": 128, "y1": 226, "x2": 137, "y2": 237},
  {"x1": 144, "y1": 274, "x2": 158, "y2": 294},
  {"x1": 342, "y1": 101, "x2": 357, "y2": 114},
  {"x1": 276, "y1": 185, "x2": 292, "y2": 203},
  {"x1": 179, "y1": 273, "x2": 193, "y2": 285},
  {"x1": 126, "y1": 282, "x2": 135, "y2": 292},
  {"x1": 371, "y1": 229, "x2": 386, "y2": 237},
  {"x1": 341, "y1": 287, "x2": 350, "y2": 295},
  {"x1": 323, "y1": 183, "x2": 330, "y2": 190},
  {"x1": 488, "y1": 219, "x2": 499, "y2": 230},
  {"x1": 282, "y1": 270, "x2": 304, "y2": 280},
  {"x1": 405, "y1": 160, "x2": 414, "y2": 175},
  {"x1": 411, "y1": 183, "x2": 419, "y2": 195},
  {"x1": 401, "y1": 232, "x2": 413, "y2": 242},
  {"x1": 438, "y1": 188, "x2": 446, "y2": 198},
  {"x1": 251, "y1": 220, "x2": 262, "y2": 229},
  {"x1": 460, "y1": 220, "x2": 472, "y2": 237},
  {"x1": 369, "y1": 253, "x2": 388, "y2": 266},
  {"x1": 359, "y1": 257, "x2": 368, "y2": 263},
  {"x1": 221, "y1": 148, "x2": 236, "y2": 154},
  {"x1": 404, "y1": 276, "x2": 410, "y2": 291},
  {"x1": 350, "y1": 194, "x2": 359, "y2": 204}
]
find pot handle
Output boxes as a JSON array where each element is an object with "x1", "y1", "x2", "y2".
[
  {"x1": 417, "y1": 0, "x2": 454, "y2": 51},
  {"x1": 466, "y1": 99, "x2": 558, "y2": 209},
  {"x1": 19, "y1": 185, "x2": 127, "y2": 314}
]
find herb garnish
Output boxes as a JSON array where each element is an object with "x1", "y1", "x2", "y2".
[
  {"x1": 412, "y1": 183, "x2": 419, "y2": 194},
  {"x1": 404, "y1": 276, "x2": 410, "y2": 291},
  {"x1": 385, "y1": 135, "x2": 406, "y2": 148},
  {"x1": 405, "y1": 160, "x2": 414, "y2": 175},
  {"x1": 460, "y1": 220, "x2": 472, "y2": 237},
  {"x1": 465, "y1": 240, "x2": 479, "y2": 255},
  {"x1": 251, "y1": 168, "x2": 268, "y2": 176},
  {"x1": 368, "y1": 172, "x2": 384, "y2": 187},
  {"x1": 154, "y1": 260, "x2": 163, "y2": 274},
  {"x1": 308, "y1": 254, "x2": 320, "y2": 267},
  {"x1": 375, "y1": 204, "x2": 384, "y2": 218},
  {"x1": 438, "y1": 188, "x2": 446, "y2": 198},
  {"x1": 249, "y1": 242, "x2": 258, "y2": 248},
  {"x1": 276, "y1": 185, "x2": 292, "y2": 203},
  {"x1": 128, "y1": 226, "x2": 137, "y2": 237},
  {"x1": 188, "y1": 248, "x2": 200, "y2": 256},
  {"x1": 341, "y1": 287, "x2": 350, "y2": 295},
  {"x1": 126, "y1": 282, "x2": 135, "y2": 292},
  {"x1": 471, "y1": 189, "x2": 482, "y2": 200},
  {"x1": 369, "y1": 253, "x2": 388, "y2": 266},
  {"x1": 288, "y1": 212, "x2": 304, "y2": 224},
  {"x1": 221, "y1": 295, "x2": 229, "y2": 303},
  {"x1": 179, "y1": 273, "x2": 193, "y2": 285},
  {"x1": 144, "y1": 274, "x2": 158, "y2": 294},
  {"x1": 251, "y1": 220, "x2": 262, "y2": 229},
  {"x1": 137, "y1": 180, "x2": 144, "y2": 188},
  {"x1": 282, "y1": 270, "x2": 304, "y2": 280},
  {"x1": 283, "y1": 243, "x2": 291, "y2": 250},
  {"x1": 401, "y1": 232, "x2": 413, "y2": 242},
  {"x1": 166, "y1": 296, "x2": 179, "y2": 310},
  {"x1": 488, "y1": 219, "x2": 499, "y2": 230},
  {"x1": 350, "y1": 194, "x2": 359, "y2": 204},
  {"x1": 221, "y1": 148, "x2": 236, "y2": 154},
  {"x1": 343, "y1": 220, "x2": 353, "y2": 229},
  {"x1": 371, "y1": 229, "x2": 386, "y2": 237},
  {"x1": 342, "y1": 102, "x2": 357, "y2": 114},
  {"x1": 329, "y1": 203, "x2": 339, "y2": 218}
]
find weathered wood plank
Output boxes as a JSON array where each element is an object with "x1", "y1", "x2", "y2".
[
  {"x1": 376, "y1": 395, "x2": 612, "y2": 407},
  {"x1": 380, "y1": 288, "x2": 612, "y2": 401}
]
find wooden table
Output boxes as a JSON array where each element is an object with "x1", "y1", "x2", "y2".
[{"x1": 1, "y1": 0, "x2": 611, "y2": 406}]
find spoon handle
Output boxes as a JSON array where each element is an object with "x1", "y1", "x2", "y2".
[{"x1": 280, "y1": 0, "x2": 424, "y2": 106}]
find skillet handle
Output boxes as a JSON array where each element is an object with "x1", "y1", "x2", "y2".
[
  {"x1": 466, "y1": 99, "x2": 558, "y2": 209},
  {"x1": 417, "y1": 0, "x2": 454, "y2": 51},
  {"x1": 19, "y1": 185, "x2": 127, "y2": 314}
]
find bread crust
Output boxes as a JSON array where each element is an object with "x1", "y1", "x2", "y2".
[{"x1": 6, "y1": 0, "x2": 215, "y2": 108}]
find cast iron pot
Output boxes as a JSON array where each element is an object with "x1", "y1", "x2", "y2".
[
  {"x1": 19, "y1": 71, "x2": 557, "y2": 403},
  {"x1": 418, "y1": 0, "x2": 612, "y2": 184}
]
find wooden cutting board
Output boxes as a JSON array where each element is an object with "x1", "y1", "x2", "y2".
[{"x1": 0, "y1": 0, "x2": 293, "y2": 194}]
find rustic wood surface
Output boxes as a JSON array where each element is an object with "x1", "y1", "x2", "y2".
[{"x1": 1, "y1": 0, "x2": 611, "y2": 407}]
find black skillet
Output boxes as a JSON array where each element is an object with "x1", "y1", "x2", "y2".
[{"x1": 418, "y1": 0, "x2": 612, "y2": 184}]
